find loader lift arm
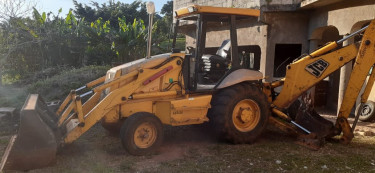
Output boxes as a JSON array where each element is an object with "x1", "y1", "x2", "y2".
[
  {"x1": 0, "y1": 56, "x2": 183, "y2": 171},
  {"x1": 57, "y1": 57, "x2": 182, "y2": 144},
  {"x1": 269, "y1": 19, "x2": 375, "y2": 144}
]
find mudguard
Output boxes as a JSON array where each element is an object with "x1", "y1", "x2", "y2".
[{"x1": 216, "y1": 69, "x2": 263, "y2": 89}]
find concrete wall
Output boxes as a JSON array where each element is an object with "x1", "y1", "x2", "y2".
[
  {"x1": 262, "y1": 12, "x2": 309, "y2": 81},
  {"x1": 307, "y1": 2, "x2": 375, "y2": 110},
  {"x1": 308, "y1": 3, "x2": 375, "y2": 37}
]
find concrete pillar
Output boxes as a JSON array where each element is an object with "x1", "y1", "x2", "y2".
[
  {"x1": 309, "y1": 39, "x2": 319, "y2": 52},
  {"x1": 338, "y1": 37, "x2": 352, "y2": 113},
  {"x1": 308, "y1": 39, "x2": 319, "y2": 106}
]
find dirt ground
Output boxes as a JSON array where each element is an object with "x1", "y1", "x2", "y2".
[{"x1": 1, "y1": 110, "x2": 375, "y2": 173}]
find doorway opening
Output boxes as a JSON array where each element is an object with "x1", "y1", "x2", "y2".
[{"x1": 273, "y1": 44, "x2": 302, "y2": 78}]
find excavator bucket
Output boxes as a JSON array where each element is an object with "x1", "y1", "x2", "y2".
[{"x1": 1, "y1": 94, "x2": 60, "y2": 171}]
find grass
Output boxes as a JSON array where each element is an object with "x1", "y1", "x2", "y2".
[
  {"x1": 1, "y1": 123, "x2": 375, "y2": 173},
  {"x1": 0, "y1": 124, "x2": 369, "y2": 173},
  {"x1": 0, "y1": 85, "x2": 27, "y2": 109},
  {"x1": 2, "y1": 111, "x2": 374, "y2": 173}
]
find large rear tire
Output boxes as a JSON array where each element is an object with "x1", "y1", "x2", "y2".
[
  {"x1": 208, "y1": 83, "x2": 270, "y2": 143},
  {"x1": 120, "y1": 112, "x2": 163, "y2": 155}
]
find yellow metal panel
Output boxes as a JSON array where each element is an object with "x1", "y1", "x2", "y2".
[
  {"x1": 58, "y1": 102, "x2": 74, "y2": 126},
  {"x1": 170, "y1": 95, "x2": 212, "y2": 126},
  {"x1": 102, "y1": 108, "x2": 120, "y2": 124},
  {"x1": 93, "y1": 71, "x2": 138, "y2": 93},
  {"x1": 170, "y1": 95, "x2": 211, "y2": 109},
  {"x1": 132, "y1": 91, "x2": 178, "y2": 100},
  {"x1": 309, "y1": 42, "x2": 338, "y2": 58},
  {"x1": 293, "y1": 42, "x2": 338, "y2": 64},
  {"x1": 153, "y1": 101, "x2": 172, "y2": 125},
  {"x1": 75, "y1": 97, "x2": 84, "y2": 123},
  {"x1": 86, "y1": 76, "x2": 105, "y2": 88},
  {"x1": 360, "y1": 67, "x2": 375, "y2": 103},
  {"x1": 120, "y1": 101, "x2": 153, "y2": 118},
  {"x1": 82, "y1": 92, "x2": 101, "y2": 115},
  {"x1": 175, "y1": 5, "x2": 260, "y2": 19},
  {"x1": 153, "y1": 95, "x2": 212, "y2": 126}
]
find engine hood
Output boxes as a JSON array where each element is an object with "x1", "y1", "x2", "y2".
[{"x1": 106, "y1": 53, "x2": 172, "y2": 81}]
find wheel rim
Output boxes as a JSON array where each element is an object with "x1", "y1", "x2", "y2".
[
  {"x1": 361, "y1": 105, "x2": 372, "y2": 116},
  {"x1": 133, "y1": 122, "x2": 157, "y2": 148},
  {"x1": 232, "y1": 99, "x2": 261, "y2": 132}
]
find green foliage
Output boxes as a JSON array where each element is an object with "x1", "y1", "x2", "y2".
[
  {"x1": 0, "y1": 0, "x2": 175, "y2": 83},
  {"x1": 0, "y1": 65, "x2": 110, "y2": 109},
  {"x1": 73, "y1": 0, "x2": 150, "y2": 28},
  {"x1": 161, "y1": 1, "x2": 173, "y2": 16},
  {"x1": 28, "y1": 65, "x2": 110, "y2": 100}
]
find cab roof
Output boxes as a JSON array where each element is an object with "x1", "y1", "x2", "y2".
[{"x1": 175, "y1": 5, "x2": 260, "y2": 19}]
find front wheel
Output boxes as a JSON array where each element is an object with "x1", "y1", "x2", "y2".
[
  {"x1": 120, "y1": 112, "x2": 163, "y2": 155},
  {"x1": 209, "y1": 83, "x2": 270, "y2": 144}
]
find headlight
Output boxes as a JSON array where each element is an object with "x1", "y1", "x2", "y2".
[{"x1": 187, "y1": 6, "x2": 197, "y2": 13}]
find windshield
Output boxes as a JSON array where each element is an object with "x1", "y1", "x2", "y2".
[{"x1": 172, "y1": 19, "x2": 196, "y2": 54}]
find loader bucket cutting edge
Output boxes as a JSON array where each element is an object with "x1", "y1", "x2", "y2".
[{"x1": 0, "y1": 94, "x2": 60, "y2": 171}]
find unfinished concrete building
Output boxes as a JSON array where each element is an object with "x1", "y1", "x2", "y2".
[{"x1": 173, "y1": 0, "x2": 375, "y2": 110}]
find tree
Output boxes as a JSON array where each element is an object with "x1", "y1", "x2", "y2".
[
  {"x1": 0, "y1": 0, "x2": 37, "y2": 21},
  {"x1": 0, "y1": 0, "x2": 173, "y2": 84},
  {"x1": 154, "y1": 1, "x2": 174, "y2": 52},
  {"x1": 73, "y1": 0, "x2": 149, "y2": 29},
  {"x1": 0, "y1": 0, "x2": 38, "y2": 85},
  {"x1": 161, "y1": 1, "x2": 173, "y2": 17}
]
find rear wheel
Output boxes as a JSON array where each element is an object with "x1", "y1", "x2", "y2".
[
  {"x1": 120, "y1": 112, "x2": 163, "y2": 155},
  {"x1": 209, "y1": 83, "x2": 270, "y2": 143}
]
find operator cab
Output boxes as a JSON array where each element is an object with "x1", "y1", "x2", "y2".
[{"x1": 172, "y1": 5, "x2": 261, "y2": 92}]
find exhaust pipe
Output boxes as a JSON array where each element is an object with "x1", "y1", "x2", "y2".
[{"x1": 146, "y1": 1, "x2": 155, "y2": 59}]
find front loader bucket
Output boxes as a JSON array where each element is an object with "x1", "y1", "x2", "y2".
[{"x1": 1, "y1": 94, "x2": 60, "y2": 171}]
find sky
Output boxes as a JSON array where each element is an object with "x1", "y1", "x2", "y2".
[{"x1": 37, "y1": 0, "x2": 170, "y2": 15}]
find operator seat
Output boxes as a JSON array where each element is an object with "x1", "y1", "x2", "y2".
[{"x1": 199, "y1": 39, "x2": 231, "y2": 84}]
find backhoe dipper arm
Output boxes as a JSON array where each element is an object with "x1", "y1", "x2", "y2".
[
  {"x1": 336, "y1": 20, "x2": 375, "y2": 143},
  {"x1": 272, "y1": 19, "x2": 375, "y2": 142}
]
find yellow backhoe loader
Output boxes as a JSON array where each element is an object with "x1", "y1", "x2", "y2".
[{"x1": 1, "y1": 5, "x2": 375, "y2": 171}]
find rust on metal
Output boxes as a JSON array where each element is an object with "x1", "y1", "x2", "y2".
[{"x1": 295, "y1": 133, "x2": 323, "y2": 151}]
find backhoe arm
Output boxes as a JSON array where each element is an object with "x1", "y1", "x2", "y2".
[
  {"x1": 271, "y1": 19, "x2": 375, "y2": 143},
  {"x1": 336, "y1": 20, "x2": 375, "y2": 143}
]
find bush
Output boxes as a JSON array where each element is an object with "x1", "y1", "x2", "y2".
[
  {"x1": 0, "y1": 85, "x2": 27, "y2": 108},
  {"x1": 27, "y1": 65, "x2": 110, "y2": 101}
]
